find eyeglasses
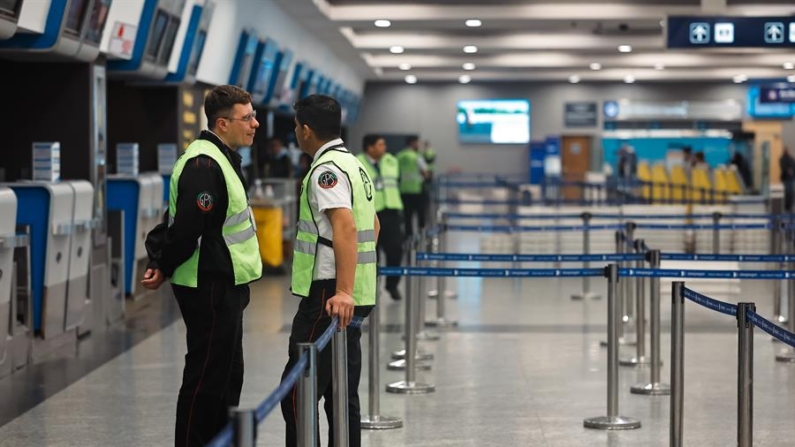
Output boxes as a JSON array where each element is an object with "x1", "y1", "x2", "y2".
[{"x1": 224, "y1": 110, "x2": 257, "y2": 123}]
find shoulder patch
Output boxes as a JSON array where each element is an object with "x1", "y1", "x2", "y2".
[
  {"x1": 318, "y1": 171, "x2": 338, "y2": 189},
  {"x1": 197, "y1": 192, "x2": 214, "y2": 212}
]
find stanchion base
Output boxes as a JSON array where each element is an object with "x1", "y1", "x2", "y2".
[
  {"x1": 392, "y1": 349, "x2": 433, "y2": 361},
  {"x1": 619, "y1": 356, "x2": 658, "y2": 367},
  {"x1": 416, "y1": 330, "x2": 441, "y2": 341},
  {"x1": 630, "y1": 382, "x2": 671, "y2": 396},
  {"x1": 426, "y1": 317, "x2": 458, "y2": 328},
  {"x1": 775, "y1": 351, "x2": 795, "y2": 363},
  {"x1": 361, "y1": 415, "x2": 403, "y2": 429},
  {"x1": 600, "y1": 337, "x2": 636, "y2": 347},
  {"x1": 583, "y1": 416, "x2": 641, "y2": 430},
  {"x1": 445, "y1": 291, "x2": 458, "y2": 299},
  {"x1": 386, "y1": 380, "x2": 435, "y2": 394},
  {"x1": 427, "y1": 290, "x2": 439, "y2": 299},
  {"x1": 777, "y1": 315, "x2": 789, "y2": 324},
  {"x1": 388, "y1": 359, "x2": 432, "y2": 371},
  {"x1": 571, "y1": 292, "x2": 602, "y2": 300}
]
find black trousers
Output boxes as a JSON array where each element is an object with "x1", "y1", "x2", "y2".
[
  {"x1": 280, "y1": 280, "x2": 373, "y2": 447},
  {"x1": 377, "y1": 209, "x2": 403, "y2": 290},
  {"x1": 401, "y1": 193, "x2": 426, "y2": 238},
  {"x1": 785, "y1": 180, "x2": 795, "y2": 212},
  {"x1": 172, "y1": 279, "x2": 250, "y2": 447}
]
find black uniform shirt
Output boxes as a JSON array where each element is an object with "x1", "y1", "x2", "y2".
[{"x1": 145, "y1": 131, "x2": 250, "y2": 282}]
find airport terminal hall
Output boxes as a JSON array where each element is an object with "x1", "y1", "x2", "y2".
[{"x1": 7, "y1": 0, "x2": 795, "y2": 446}]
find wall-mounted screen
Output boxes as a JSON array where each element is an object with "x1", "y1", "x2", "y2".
[
  {"x1": 157, "y1": 16, "x2": 181, "y2": 65},
  {"x1": 267, "y1": 49, "x2": 292, "y2": 105},
  {"x1": 64, "y1": 0, "x2": 90, "y2": 36},
  {"x1": 84, "y1": 0, "x2": 112, "y2": 45},
  {"x1": 187, "y1": 30, "x2": 207, "y2": 76},
  {"x1": 146, "y1": 10, "x2": 169, "y2": 59},
  {"x1": 456, "y1": 99, "x2": 531, "y2": 144},
  {"x1": 0, "y1": 0, "x2": 22, "y2": 18},
  {"x1": 249, "y1": 39, "x2": 278, "y2": 104},
  {"x1": 230, "y1": 30, "x2": 259, "y2": 88}
]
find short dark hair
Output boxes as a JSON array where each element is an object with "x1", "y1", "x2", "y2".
[
  {"x1": 405, "y1": 136, "x2": 419, "y2": 146},
  {"x1": 293, "y1": 95, "x2": 341, "y2": 141},
  {"x1": 204, "y1": 85, "x2": 252, "y2": 130},
  {"x1": 362, "y1": 134, "x2": 384, "y2": 153}
]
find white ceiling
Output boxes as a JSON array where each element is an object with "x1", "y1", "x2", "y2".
[{"x1": 276, "y1": 0, "x2": 795, "y2": 84}]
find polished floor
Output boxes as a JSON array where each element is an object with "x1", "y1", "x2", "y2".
[{"x1": 1, "y1": 248, "x2": 795, "y2": 446}]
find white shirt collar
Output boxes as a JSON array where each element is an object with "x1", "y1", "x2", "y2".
[{"x1": 314, "y1": 138, "x2": 345, "y2": 162}]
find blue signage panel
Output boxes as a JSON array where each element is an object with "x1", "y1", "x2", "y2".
[
  {"x1": 747, "y1": 86, "x2": 795, "y2": 118},
  {"x1": 668, "y1": 16, "x2": 795, "y2": 48},
  {"x1": 760, "y1": 86, "x2": 795, "y2": 104}
]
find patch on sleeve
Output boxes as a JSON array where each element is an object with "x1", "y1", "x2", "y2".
[
  {"x1": 197, "y1": 192, "x2": 214, "y2": 212},
  {"x1": 317, "y1": 171, "x2": 338, "y2": 189}
]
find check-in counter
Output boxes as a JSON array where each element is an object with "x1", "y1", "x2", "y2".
[
  {"x1": 63, "y1": 181, "x2": 94, "y2": 331},
  {"x1": 8, "y1": 182, "x2": 74, "y2": 339},
  {"x1": 107, "y1": 173, "x2": 163, "y2": 297}
]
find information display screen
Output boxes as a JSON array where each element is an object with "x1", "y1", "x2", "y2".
[
  {"x1": 84, "y1": 0, "x2": 112, "y2": 45},
  {"x1": 187, "y1": 30, "x2": 207, "y2": 76},
  {"x1": 146, "y1": 10, "x2": 169, "y2": 59},
  {"x1": 158, "y1": 17, "x2": 180, "y2": 65},
  {"x1": 457, "y1": 99, "x2": 531, "y2": 144},
  {"x1": 65, "y1": 0, "x2": 90, "y2": 36}
]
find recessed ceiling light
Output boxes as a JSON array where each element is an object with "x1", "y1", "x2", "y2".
[
  {"x1": 398, "y1": 63, "x2": 412, "y2": 71},
  {"x1": 590, "y1": 63, "x2": 602, "y2": 71},
  {"x1": 624, "y1": 75, "x2": 636, "y2": 84},
  {"x1": 390, "y1": 46, "x2": 404, "y2": 54},
  {"x1": 458, "y1": 75, "x2": 472, "y2": 84},
  {"x1": 788, "y1": 75, "x2": 795, "y2": 83},
  {"x1": 733, "y1": 74, "x2": 747, "y2": 83},
  {"x1": 374, "y1": 19, "x2": 391, "y2": 28},
  {"x1": 569, "y1": 75, "x2": 581, "y2": 84},
  {"x1": 405, "y1": 75, "x2": 417, "y2": 84},
  {"x1": 463, "y1": 45, "x2": 478, "y2": 54},
  {"x1": 784, "y1": 62, "x2": 795, "y2": 70},
  {"x1": 655, "y1": 63, "x2": 665, "y2": 70},
  {"x1": 465, "y1": 19, "x2": 482, "y2": 28},
  {"x1": 463, "y1": 62, "x2": 476, "y2": 70},
  {"x1": 618, "y1": 45, "x2": 633, "y2": 53}
]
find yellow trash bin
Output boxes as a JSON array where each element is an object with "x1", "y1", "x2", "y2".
[{"x1": 252, "y1": 201, "x2": 283, "y2": 269}]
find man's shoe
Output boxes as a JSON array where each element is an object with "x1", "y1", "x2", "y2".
[{"x1": 387, "y1": 286, "x2": 402, "y2": 301}]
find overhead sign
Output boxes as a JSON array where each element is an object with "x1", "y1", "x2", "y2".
[
  {"x1": 759, "y1": 86, "x2": 795, "y2": 104},
  {"x1": 668, "y1": 16, "x2": 795, "y2": 48},
  {"x1": 564, "y1": 102, "x2": 597, "y2": 127},
  {"x1": 602, "y1": 100, "x2": 744, "y2": 121}
]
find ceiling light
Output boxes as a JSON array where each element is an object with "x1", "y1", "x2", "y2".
[
  {"x1": 465, "y1": 19, "x2": 482, "y2": 27},
  {"x1": 405, "y1": 75, "x2": 417, "y2": 84},
  {"x1": 463, "y1": 45, "x2": 478, "y2": 54},
  {"x1": 398, "y1": 63, "x2": 412, "y2": 71},
  {"x1": 655, "y1": 63, "x2": 665, "y2": 70},
  {"x1": 618, "y1": 45, "x2": 632, "y2": 53},
  {"x1": 374, "y1": 19, "x2": 391, "y2": 28},
  {"x1": 590, "y1": 63, "x2": 602, "y2": 71},
  {"x1": 733, "y1": 74, "x2": 747, "y2": 83},
  {"x1": 463, "y1": 62, "x2": 476, "y2": 71},
  {"x1": 458, "y1": 75, "x2": 471, "y2": 84},
  {"x1": 788, "y1": 75, "x2": 795, "y2": 83},
  {"x1": 569, "y1": 75, "x2": 581, "y2": 84},
  {"x1": 390, "y1": 46, "x2": 404, "y2": 54},
  {"x1": 624, "y1": 75, "x2": 636, "y2": 84},
  {"x1": 784, "y1": 62, "x2": 795, "y2": 70}
]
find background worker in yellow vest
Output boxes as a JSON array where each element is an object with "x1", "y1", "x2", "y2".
[
  {"x1": 141, "y1": 85, "x2": 262, "y2": 447},
  {"x1": 358, "y1": 134, "x2": 404, "y2": 301},
  {"x1": 280, "y1": 95, "x2": 380, "y2": 447},
  {"x1": 421, "y1": 139, "x2": 437, "y2": 225},
  {"x1": 397, "y1": 136, "x2": 430, "y2": 238}
]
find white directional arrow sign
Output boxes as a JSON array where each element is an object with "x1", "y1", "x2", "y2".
[
  {"x1": 690, "y1": 23, "x2": 710, "y2": 44},
  {"x1": 766, "y1": 22, "x2": 784, "y2": 43}
]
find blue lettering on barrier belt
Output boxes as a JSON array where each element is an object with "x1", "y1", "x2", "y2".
[
  {"x1": 378, "y1": 267, "x2": 605, "y2": 278},
  {"x1": 621, "y1": 268, "x2": 795, "y2": 279},
  {"x1": 683, "y1": 287, "x2": 738, "y2": 317},
  {"x1": 747, "y1": 311, "x2": 795, "y2": 349},
  {"x1": 635, "y1": 223, "x2": 771, "y2": 230},
  {"x1": 204, "y1": 424, "x2": 234, "y2": 447},
  {"x1": 415, "y1": 252, "x2": 644, "y2": 263},
  {"x1": 660, "y1": 253, "x2": 795, "y2": 263},
  {"x1": 445, "y1": 224, "x2": 623, "y2": 233},
  {"x1": 442, "y1": 212, "x2": 785, "y2": 221}
]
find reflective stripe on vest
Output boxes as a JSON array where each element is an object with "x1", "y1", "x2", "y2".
[
  {"x1": 168, "y1": 139, "x2": 263, "y2": 287},
  {"x1": 291, "y1": 147, "x2": 377, "y2": 306}
]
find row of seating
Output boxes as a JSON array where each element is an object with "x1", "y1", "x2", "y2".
[{"x1": 636, "y1": 161, "x2": 745, "y2": 203}]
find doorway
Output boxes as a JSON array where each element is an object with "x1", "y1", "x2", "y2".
[{"x1": 561, "y1": 135, "x2": 593, "y2": 201}]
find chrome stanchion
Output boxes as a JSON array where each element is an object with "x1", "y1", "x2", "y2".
[
  {"x1": 426, "y1": 230, "x2": 457, "y2": 328},
  {"x1": 391, "y1": 239, "x2": 434, "y2": 367},
  {"x1": 773, "y1": 220, "x2": 786, "y2": 325},
  {"x1": 332, "y1": 328, "x2": 350, "y2": 447},
  {"x1": 297, "y1": 343, "x2": 318, "y2": 447},
  {"x1": 386, "y1": 258, "x2": 435, "y2": 394},
  {"x1": 631, "y1": 250, "x2": 670, "y2": 395},
  {"x1": 415, "y1": 234, "x2": 440, "y2": 341},
  {"x1": 230, "y1": 408, "x2": 256, "y2": 447},
  {"x1": 621, "y1": 239, "x2": 650, "y2": 366},
  {"x1": 737, "y1": 303, "x2": 755, "y2": 447},
  {"x1": 428, "y1": 213, "x2": 457, "y2": 300},
  {"x1": 777, "y1": 249, "x2": 795, "y2": 362},
  {"x1": 572, "y1": 212, "x2": 600, "y2": 300},
  {"x1": 584, "y1": 264, "x2": 641, "y2": 430},
  {"x1": 601, "y1": 231, "x2": 634, "y2": 347},
  {"x1": 670, "y1": 281, "x2": 685, "y2": 447},
  {"x1": 361, "y1": 298, "x2": 403, "y2": 430},
  {"x1": 623, "y1": 221, "x2": 637, "y2": 324},
  {"x1": 712, "y1": 212, "x2": 722, "y2": 255}
]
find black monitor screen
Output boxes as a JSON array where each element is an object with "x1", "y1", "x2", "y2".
[
  {"x1": 65, "y1": 0, "x2": 90, "y2": 36},
  {"x1": 0, "y1": 0, "x2": 21, "y2": 17},
  {"x1": 188, "y1": 30, "x2": 207, "y2": 76},
  {"x1": 158, "y1": 17, "x2": 180, "y2": 65},
  {"x1": 84, "y1": 0, "x2": 112, "y2": 45},
  {"x1": 146, "y1": 10, "x2": 168, "y2": 59}
]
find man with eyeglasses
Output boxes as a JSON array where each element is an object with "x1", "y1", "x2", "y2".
[{"x1": 142, "y1": 85, "x2": 263, "y2": 447}]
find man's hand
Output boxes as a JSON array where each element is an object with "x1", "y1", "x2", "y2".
[
  {"x1": 326, "y1": 291, "x2": 355, "y2": 328},
  {"x1": 141, "y1": 268, "x2": 165, "y2": 290}
]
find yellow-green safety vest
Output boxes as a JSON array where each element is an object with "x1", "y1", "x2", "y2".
[
  {"x1": 168, "y1": 139, "x2": 263, "y2": 287},
  {"x1": 397, "y1": 148, "x2": 424, "y2": 194},
  {"x1": 423, "y1": 147, "x2": 436, "y2": 173},
  {"x1": 356, "y1": 153, "x2": 403, "y2": 212},
  {"x1": 292, "y1": 147, "x2": 377, "y2": 306}
]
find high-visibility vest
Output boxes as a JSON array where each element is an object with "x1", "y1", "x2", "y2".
[
  {"x1": 397, "y1": 148, "x2": 424, "y2": 194},
  {"x1": 423, "y1": 147, "x2": 436, "y2": 173},
  {"x1": 168, "y1": 139, "x2": 262, "y2": 287},
  {"x1": 356, "y1": 153, "x2": 403, "y2": 212},
  {"x1": 292, "y1": 147, "x2": 377, "y2": 306}
]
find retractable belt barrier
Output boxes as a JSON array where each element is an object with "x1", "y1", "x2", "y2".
[
  {"x1": 380, "y1": 266, "x2": 795, "y2": 280},
  {"x1": 417, "y1": 252, "x2": 795, "y2": 263},
  {"x1": 442, "y1": 212, "x2": 791, "y2": 221},
  {"x1": 442, "y1": 223, "x2": 772, "y2": 233}
]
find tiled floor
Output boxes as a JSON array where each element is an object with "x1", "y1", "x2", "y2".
[{"x1": 1, "y1": 238, "x2": 795, "y2": 446}]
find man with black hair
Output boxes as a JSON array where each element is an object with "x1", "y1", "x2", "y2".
[
  {"x1": 397, "y1": 136, "x2": 429, "y2": 238},
  {"x1": 358, "y1": 134, "x2": 404, "y2": 300},
  {"x1": 142, "y1": 84, "x2": 262, "y2": 447},
  {"x1": 281, "y1": 94, "x2": 380, "y2": 447}
]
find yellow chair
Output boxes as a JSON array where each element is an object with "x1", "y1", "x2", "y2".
[
  {"x1": 651, "y1": 163, "x2": 670, "y2": 203},
  {"x1": 713, "y1": 166, "x2": 730, "y2": 203},
  {"x1": 670, "y1": 165, "x2": 689, "y2": 203},
  {"x1": 691, "y1": 167, "x2": 712, "y2": 203},
  {"x1": 637, "y1": 161, "x2": 652, "y2": 201},
  {"x1": 725, "y1": 166, "x2": 744, "y2": 195}
]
